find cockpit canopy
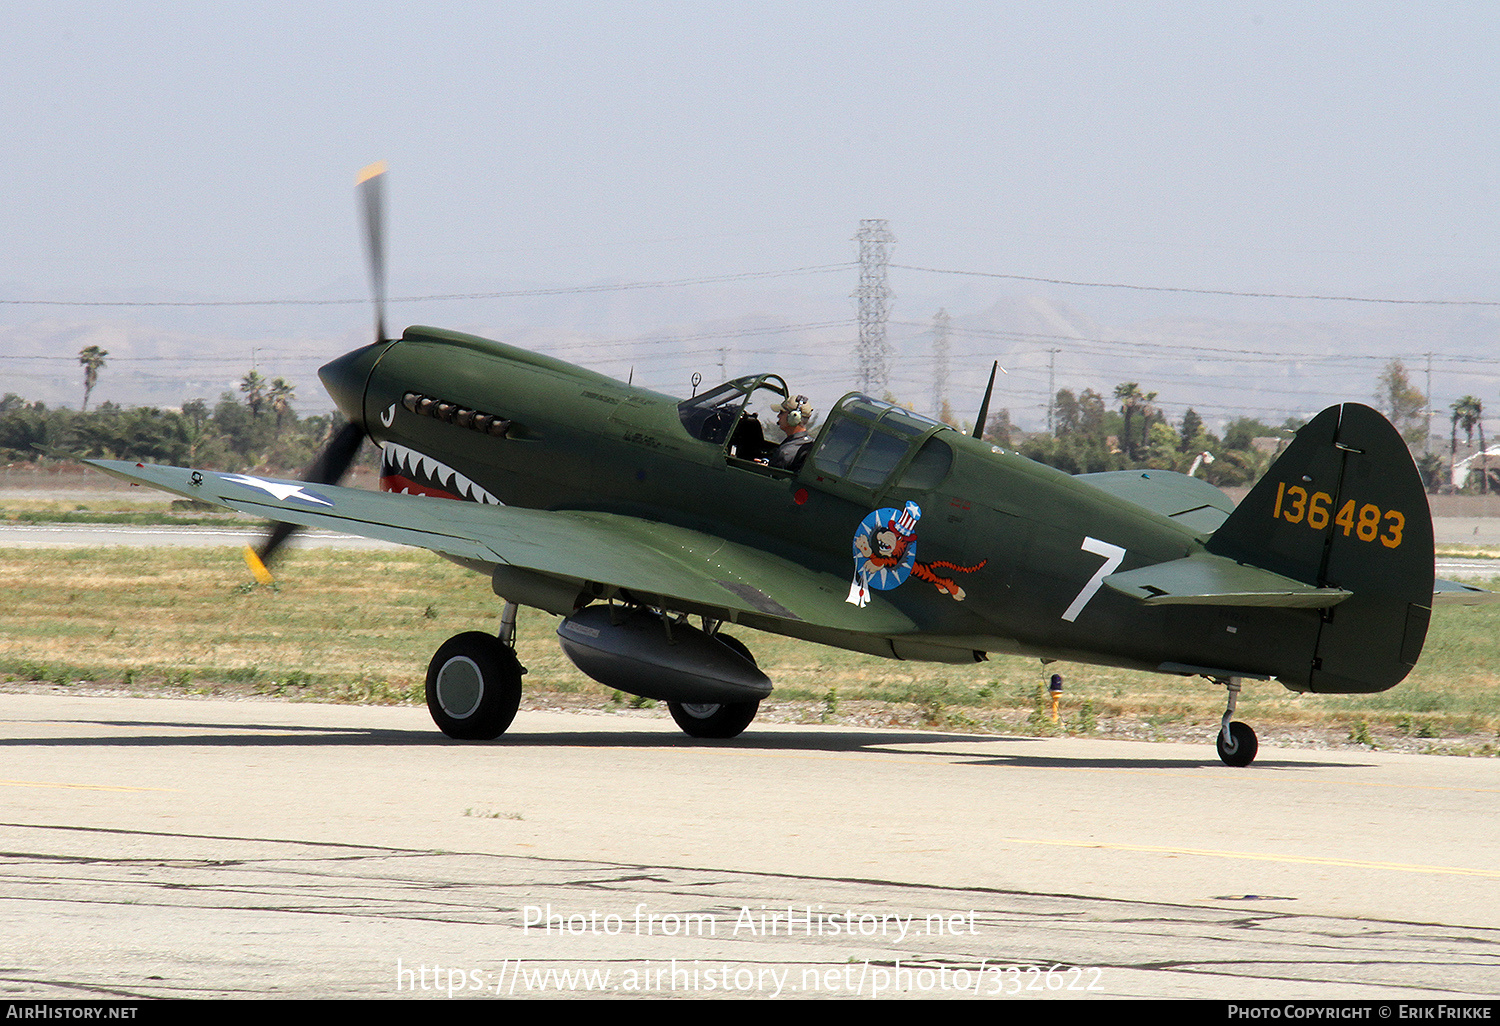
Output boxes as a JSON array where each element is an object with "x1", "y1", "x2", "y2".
[
  {"x1": 678, "y1": 374, "x2": 791, "y2": 462},
  {"x1": 810, "y1": 394, "x2": 954, "y2": 494},
  {"x1": 681, "y1": 376, "x2": 955, "y2": 495}
]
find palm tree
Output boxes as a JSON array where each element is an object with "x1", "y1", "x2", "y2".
[
  {"x1": 78, "y1": 346, "x2": 108, "y2": 411},
  {"x1": 1113, "y1": 382, "x2": 1156, "y2": 462},
  {"x1": 1113, "y1": 383, "x2": 1142, "y2": 459},
  {"x1": 1453, "y1": 396, "x2": 1482, "y2": 448},
  {"x1": 267, "y1": 378, "x2": 296, "y2": 440},
  {"x1": 1452, "y1": 396, "x2": 1484, "y2": 492},
  {"x1": 239, "y1": 371, "x2": 267, "y2": 419},
  {"x1": 1479, "y1": 399, "x2": 1488, "y2": 495}
]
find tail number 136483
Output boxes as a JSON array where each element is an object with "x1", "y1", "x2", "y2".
[{"x1": 1273, "y1": 483, "x2": 1404, "y2": 549}]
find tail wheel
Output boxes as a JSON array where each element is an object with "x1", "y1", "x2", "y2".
[
  {"x1": 427, "y1": 631, "x2": 523, "y2": 740},
  {"x1": 668, "y1": 700, "x2": 760, "y2": 739},
  {"x1": 1217, "y1": 721, "x2": 1258, "y2": 767}
]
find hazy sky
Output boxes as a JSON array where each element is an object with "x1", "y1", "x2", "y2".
[
  {"x1": 3, "y1": 2, "x2": 1499, "y2": 422},
  {"x1": 4, "y1": 2, "x2": 1496, "y2": 296}
]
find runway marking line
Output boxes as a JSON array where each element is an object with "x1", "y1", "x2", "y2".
[
  {"x1": 1008, "y1": 837, "x2": 1500, "y2": 878},
  {"x1": 0, "y1": 779, "x2": 180, "y2": 793}
]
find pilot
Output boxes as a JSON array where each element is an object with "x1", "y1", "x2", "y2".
[{"x1": 770, "y1": 394, "x2": 815, "y2": 470}]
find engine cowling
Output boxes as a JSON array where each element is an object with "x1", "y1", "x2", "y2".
[{"x1": 556, "y1": 606, "x2": 772, "y2": 704}]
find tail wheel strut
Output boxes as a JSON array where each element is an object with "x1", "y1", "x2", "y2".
[{"x1": 1213, "y1": 677, "x2": 1258, "y2": 767}]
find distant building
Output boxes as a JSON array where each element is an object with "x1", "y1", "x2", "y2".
[{"x1": 1451, "y1": 442, "x2": 1500, "y2": 491}]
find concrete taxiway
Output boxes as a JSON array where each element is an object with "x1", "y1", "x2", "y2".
[{"x1": 0, "y1": 691, "x2": 1495, "y2": 999}]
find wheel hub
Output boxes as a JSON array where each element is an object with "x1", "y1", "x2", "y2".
[{"x1": 435, "y1": 656, "x2": 484, "y2": 718}]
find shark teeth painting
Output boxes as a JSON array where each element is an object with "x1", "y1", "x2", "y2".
[{"x1": 379, "y1": 441, "x2": 502, "y2": 505}]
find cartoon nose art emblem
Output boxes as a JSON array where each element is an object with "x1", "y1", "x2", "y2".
[
  {"x1": 846, "y1": 501, "x2": 986, "y2": 606},
  {"x1": 380, "y1": 403, "x2": 396, "y2": 427}
]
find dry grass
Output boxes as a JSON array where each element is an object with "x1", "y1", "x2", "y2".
[
  {"x1": 0, "y1": 496, "x2": 252, "y2": 526},
  {"x1": 2, "y1": 546, "x2": 1498, "y2": 752}
]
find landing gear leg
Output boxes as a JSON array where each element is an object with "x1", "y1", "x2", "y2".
[
  {"x1": 1214, "y1": 677, "x2": 1258, "y2": 767},
  {"x1": 499, "y1": 600, "x2": 518, "y2": 648}
]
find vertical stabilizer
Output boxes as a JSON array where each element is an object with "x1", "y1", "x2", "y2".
[{"x1": 1206, "y1": 404, "x2": 1433, "y2": 693}]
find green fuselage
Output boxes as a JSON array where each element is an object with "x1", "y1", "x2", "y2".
[{"x1": 327, "y1": 327, "x2": 1330, "y2": 687}]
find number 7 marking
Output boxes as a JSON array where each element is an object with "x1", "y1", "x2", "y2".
[{"x1": 1061, "y1": 537, "x2": 1127, "y2": 622}]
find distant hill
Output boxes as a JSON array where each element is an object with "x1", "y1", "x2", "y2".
[{"x1": 5, "y1": 274, "x2": 1497, "y2": 442}]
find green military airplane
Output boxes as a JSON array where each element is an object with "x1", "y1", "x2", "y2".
[{"x1": 85, "y1": 165, "x2": 1471, "y2": 766}]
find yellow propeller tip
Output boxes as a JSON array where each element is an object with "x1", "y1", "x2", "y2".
[
  {"x1": 356, "y1": 160, "x2": 388, "y2": 185},
  {"x1": 242, "y1": 546, "x2": 274, "y2": 585}
]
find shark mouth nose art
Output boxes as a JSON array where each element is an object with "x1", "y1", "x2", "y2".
[{"x1": 380, "y1": 442, "x2": 501, "y2": 504}]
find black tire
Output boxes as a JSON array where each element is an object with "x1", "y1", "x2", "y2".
[
  {"x1": 1216, "y1": 720, "x2": 1258, "y2": 767},
  {"x1": 668, "y1": 700, "x2": 760, "y2": 739},
  {"x1": 426, "y1": 631, "x2": 523, "y2": 740},
  {"x1": 666, "y1": 632, "x2": 761, "y2": 739}
]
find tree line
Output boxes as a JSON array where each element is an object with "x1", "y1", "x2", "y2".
[
  {"x1": 980, "y1": 360, "x2": 1463, "y2": 492},
  {"x1": 981, "y1": 384, "x2": 1299, "y2": 489},
  {"x1": 0, "y1": 349, "x2": 1481, "y2": 494},
  {"x1": 1, "y1": 355, "x2": 355, "y2": 475}
]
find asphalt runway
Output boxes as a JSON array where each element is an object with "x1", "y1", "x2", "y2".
[{"x1": 0, "y1": 692, "x2": 1496, "y2": 1000}]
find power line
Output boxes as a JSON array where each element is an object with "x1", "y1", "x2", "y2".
[
  {"x1": 887, "y1": 320, "x2": 1500, "y2": 368},
  {"x1": 0, "y1": 263, "x2": 855, "y2": 308},
  {"x1": 891, "y1": 264, "x2": 1500, "y2": 306}
]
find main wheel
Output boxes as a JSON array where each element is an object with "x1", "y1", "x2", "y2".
[
  {"x1": 1216, "y1": 720, "x2": 1258, "y2": 767},
  {"x1": 668, "y1": 700, "x2": 760, "y2": 739},
  {"x1": 665, "y1": 632, "x2": 761, "y2": 739},
  {"x1": 426, "y1": 631, "x2": 523, "y2": 740}
]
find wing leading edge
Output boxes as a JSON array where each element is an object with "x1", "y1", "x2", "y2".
[{"x1": 85, "y1": 459, "x2": 914, "y2": 635}]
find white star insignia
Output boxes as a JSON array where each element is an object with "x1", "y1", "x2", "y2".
[{"x1": 219, "y1": 474, "x2": 334, "y2": 507}]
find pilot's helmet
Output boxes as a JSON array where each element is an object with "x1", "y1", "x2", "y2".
[{"x1": 776, "y1": 394, "x2": 813, "y2": 428}]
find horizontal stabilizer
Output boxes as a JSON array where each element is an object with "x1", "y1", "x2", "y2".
[
  {"x1": 1105, "y1": 554, "x2": 1351, "y2": 608},
  {"x1": 1433, "y1": 578, "x2": 1500, "y2": 605},
  {"x1": 1077, "y1": 469, "x2": 1235, "y2": 534}
]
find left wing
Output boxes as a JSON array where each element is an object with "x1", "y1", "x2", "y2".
[{"x1": 85, "y1": 459, "x2": 915, "y2": 636}]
